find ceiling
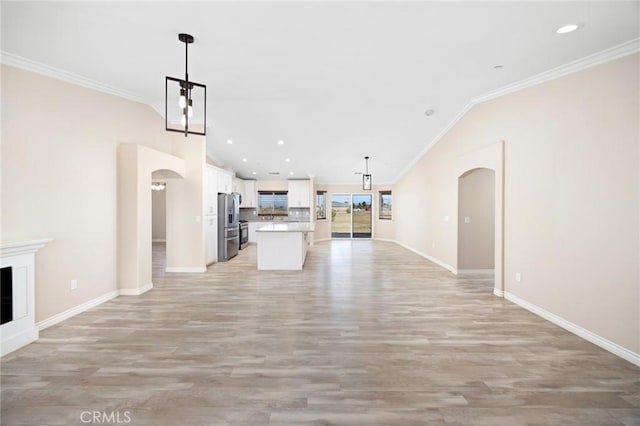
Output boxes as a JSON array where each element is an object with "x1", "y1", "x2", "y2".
[{"x1": 2, "y1": 1, "x2": 638, "y2": 183}]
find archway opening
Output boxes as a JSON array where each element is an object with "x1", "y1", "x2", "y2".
[
  {"x1": 151, "y1": 169, "x2": 183, "y2": 285},
  {"x1": 457, "y1": 168, "x2": 495, "y2": 291}
]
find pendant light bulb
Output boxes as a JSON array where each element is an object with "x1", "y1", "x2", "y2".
[
  {"x1": 187, "y1": 99, "x2": 193, "y2": 118},
  {"x1": 180, "y1": 114, "x2": 186, "y2": 127},
  {"x1": 179, "y1": 88, "x2": 186, "y2": 108}
]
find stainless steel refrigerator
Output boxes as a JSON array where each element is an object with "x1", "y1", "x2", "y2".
[{"x1": 218, "y1": 193, "x2": 240, "y2": 261}]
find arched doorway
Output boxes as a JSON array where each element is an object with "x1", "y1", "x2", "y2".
[
  {"x1": 117, "y1": 143, "x2": 186, "y2": 296},
  {"x1": 454, "y1": 141, "x2": 504, "y2": 297},
  {"x1": 151, "y1": 169, "x2": 183, "y2": 282},
  {"x1": 457, "y1": 168, "x2": 496, "y2": 291}
]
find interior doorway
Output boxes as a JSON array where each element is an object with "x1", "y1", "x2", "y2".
[
  {"x1": 150, "y1": 169, "x2": 182, "y2": 283},
  {"x1": 151, "y1": 179, "x2": 167, "y2": 277},
  {"x1": 331, "y1": 193, "x2": 373, "y2": 239},
  {"x1": 457, "y1": 168, "x2": 496, "y2": 282}
]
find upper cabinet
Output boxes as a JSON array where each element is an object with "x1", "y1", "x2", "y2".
[
  {"x1": 288, "y1": 180, "x2": 310, "y2": 208},
  {"x1": 243, "y1": 180, "x2": 257, "y2": 208},
  {"x1": 217, "y1": 170, "x2": 233, "y2": 194},
  {"x1": 232, "y1": 178, "x2": 247, "y2": 207},
  {"x1": 233, "y1": 178, "x2": 244, "y2": 196}
]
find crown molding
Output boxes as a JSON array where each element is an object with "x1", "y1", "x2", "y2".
[
  {"x1": 393, "y1": 37, "x2": 640, "y2": 183},
  {"x1": 473, "y1": 38, "x2": 640, "y2": 104},
  {"x1": 1, "y1": 51, "x2": 149, "y2": 105}
]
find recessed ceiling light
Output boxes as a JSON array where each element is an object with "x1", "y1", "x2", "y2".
[
  {"x1": 227, "y1": 139, "x2": 233, "y2": 144},
  {"x1": 354, "y1": 172, "x2": 363, "y2": 175},
  {"x1": 252, "y1": 171, "x2": 257, "y2": 175},
  {"x1": 289, "y1": 171, "x2": 294, "y2": 175},
  {"x1": 277, "y1": 140, "x2": 284, "y2": 145},
  {"x1": 556, "y1": 24, "x2": 579, "y2": 34},
  {"x1": 285, "y1": 158, "x2": 291, "y2": 163},
  {"x1": 424, "y1": 109, "x2": 435, "y2": 117},
  {"x1": 242, "y1": 158, "x2": 247, "y2": 162},
  {"x1": 493, "y1": 65, "x2": 504, "y2": 70}
]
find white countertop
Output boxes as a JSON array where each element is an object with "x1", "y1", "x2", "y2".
[{"x1": 256, "y1": 222, "x2": 315, "y2": 233}]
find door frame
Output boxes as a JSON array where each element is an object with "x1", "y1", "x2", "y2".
[{"x1": 330, "y1": 192, "x2": 374, "y2": 239}]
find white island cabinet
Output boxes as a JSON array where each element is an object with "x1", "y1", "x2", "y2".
[{"x1": 256, "y1": 222, "x2": 314, "y2": 270}]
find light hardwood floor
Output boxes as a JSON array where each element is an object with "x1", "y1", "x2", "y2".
[{"x1": 1, "y1": 240, "x2": 639, "y2": 425}]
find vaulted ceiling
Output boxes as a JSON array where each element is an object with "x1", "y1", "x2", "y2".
[{"x1": 2, "y1": 1, "x2": 638, "y2": 183}]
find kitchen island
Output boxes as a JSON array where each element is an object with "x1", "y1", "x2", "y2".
[{"x1": 256, "y1": 222, "x2": 314, "y2": 270}]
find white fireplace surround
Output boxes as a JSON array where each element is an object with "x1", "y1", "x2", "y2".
[{"x1": 0, "y1": 238, "x2": 53, "y2": 356}]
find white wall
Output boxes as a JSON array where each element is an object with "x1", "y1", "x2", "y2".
[
  {"x1": 152, "y1": 189, "x2": 166, "y2": 241},
  {"x1": 395, "y1": 54, "x2": 640, "y2": 356},
  {"x1": 457, "y1": 168, "x2": 495, "y2": 270},
  {"x1": 166, "y1": 135, "x2": 207, "y2": 270},
  {"x1": 1, "y1": 65, "x2": 174, "y2": 321}
]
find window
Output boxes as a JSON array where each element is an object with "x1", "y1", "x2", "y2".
[
  {"x1": 316, "y1": 191, "x2": 327, "y2": 220},
  {"x1": 258, "y1": 191, "x2": 288, "y2": 216},
  {"x1": 379, "y1": 190, "x2": 392, "y2": 220}
]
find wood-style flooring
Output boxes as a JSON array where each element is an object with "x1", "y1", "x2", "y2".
[{"x1": 1, "y1": 240, "x2": 639, "y2": 425}]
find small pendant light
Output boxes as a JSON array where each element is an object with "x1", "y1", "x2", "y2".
[{"x1": 363, "y1": 156, "x2": 372, "y2": 190}]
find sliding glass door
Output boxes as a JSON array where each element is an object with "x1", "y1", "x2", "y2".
[
  {"x1": 351, "y1": 194, "x2": 372, "y2": 238},
  {"x1": 331, "y1": 194, "x2": 351, "y2": 238},
  {"x1": 331, "y1": 194, "x2": 372, "y2": 239}
]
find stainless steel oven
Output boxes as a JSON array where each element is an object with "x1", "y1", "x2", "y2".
[{"x1": 239, "y1": 221, "x2": 249, "y2": 250}]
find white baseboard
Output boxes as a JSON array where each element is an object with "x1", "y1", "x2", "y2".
[
  {"x1": 36, "y1": 289, "x2": 120, "y2": 331},
  {"x1": 165, "y1": 267, "x2": 207, "y2": 273},
  {"x1": 152, "y1": 238, "x2": 166, "y2": 243},
  {"x1": 391, "y1": 240, "x2": 457, "y2": 274},
  {"x1": 504, "y1": 291, "x2": 640, "y2": 367},
  {"x1": 0, "y1": 327, "x2": 39, "y2": 357},
  {"x1": 313, "y1": 238, "x2": 331, "y2": 243},
  {"x1": 373, "y1": 238, "x2": 396, "y2": 243},
  {"x1": 119, "y1": 282, "x2": 153, "y2": 296},
  {"x1": 493, "y1": 288, "x2": 504, "y2": 298},
  {"x1": 458, "y1": 269, "x2": 495, "y2": 276}
]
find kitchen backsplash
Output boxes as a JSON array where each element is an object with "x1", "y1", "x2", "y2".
[{"x1": 240, "y1": 208, "x2": 311, "y2": 222}]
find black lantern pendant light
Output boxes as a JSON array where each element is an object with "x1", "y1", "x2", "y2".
[
  {"x1": 165, "y1": 33, "x2": 206, "y2": 137},
  {"x1": 363, "y1": 156, "x2": 372, "y2": 190}
]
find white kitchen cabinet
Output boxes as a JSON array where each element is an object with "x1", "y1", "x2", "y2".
[
  {"x1": 255, "y1": 223, "x2": 314, "y2": 270},
  {"x1": 217, "y1": 170, "x2": 233, "y2": 194},
  {"x1": 288, "y1": 180, "x2": 310, "y2": 208},
  {"x1": 243, "y1": 180, "x2": 257, "y2": 208},
  {"x1": 233, "y1": 178, "x2": 244, "y2": 196},
  {"x1": 204, "y1": 166, "x2": 218, "y2": 215},
  {"x1": 205, "y1": 215, "x2": 218, "y2": 265}
]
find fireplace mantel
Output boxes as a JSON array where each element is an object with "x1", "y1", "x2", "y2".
[
  {"x1": 1, "y1": 237, "x2": 53, "y2": 356},
  {"x1": 1, "y1": 238, "x2": 54, "y2": 257}
]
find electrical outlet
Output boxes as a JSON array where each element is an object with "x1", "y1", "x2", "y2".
[
  {"x1": 71, "y1": 279, "x2": 78, "y2": 290},
  {"x1": 464, "y1": 216, "x2": 471, "y2": 224},
  {"x1": 443, "y1": 215, "x2": 449, "y2": 222},
  {"x1": 515, "y1": 272, "x2": 521, "y2": 283}
]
